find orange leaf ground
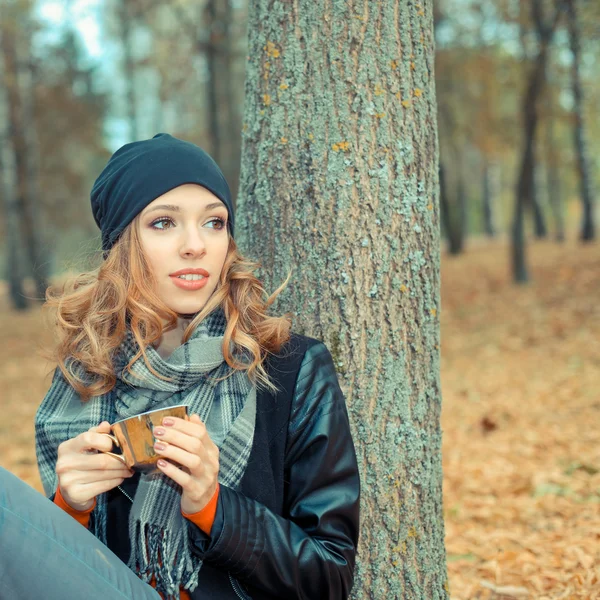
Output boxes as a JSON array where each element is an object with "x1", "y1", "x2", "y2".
[
  {"x1": 1, "y1": 236, "x2": 598, "y2": 598},
  {"x1": 440, "y1": 237, "x2": 599, "y2": 599}
]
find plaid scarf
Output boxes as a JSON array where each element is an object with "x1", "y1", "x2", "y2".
[{"x1": 35, "y1": 307, "x2": 256, "y2": 598}]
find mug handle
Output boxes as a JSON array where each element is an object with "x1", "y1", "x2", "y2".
[{"x1": 98, "y1": 432, "x2": 128, "y2": 467}]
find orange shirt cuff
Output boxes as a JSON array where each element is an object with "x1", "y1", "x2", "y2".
[
  {"x1": 54, "y1": 486, "x2": 95, "y2": 528},
  {"x1": 181, "y1": 483, "x2": 220, "y2": 536}
]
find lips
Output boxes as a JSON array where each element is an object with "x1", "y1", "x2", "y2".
[
  {"x1": 169, "y1": 268, "x2": 210, "y2": 291},
  {"x1": 170, "y1": 274, "x2": 209, "y2": 291},
  {"x1": 169, "y1": 268, "x2": 210, "y2": 277}
]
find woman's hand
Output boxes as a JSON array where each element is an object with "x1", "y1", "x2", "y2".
[
  {"x1": 55, "y1": 421, "x2": 134, "y2": 511},
  {"x1": 153, "y1": 414, "x2": 219, "y2": 514}
]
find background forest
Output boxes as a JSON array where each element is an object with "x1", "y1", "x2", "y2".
[{"x1": 1, "y1": 0, "x2": 598, "y2": 598}]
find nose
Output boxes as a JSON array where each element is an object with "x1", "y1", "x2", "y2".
[{"x1": 179, "y1": 225, "x2": 207, "y2": 258}]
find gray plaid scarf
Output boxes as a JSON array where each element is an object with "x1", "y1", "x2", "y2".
[{"x1": 35, "y1": 306, "x2": 256, "y2": 598}]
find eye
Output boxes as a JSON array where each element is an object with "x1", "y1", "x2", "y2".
[
  {"x1": 206, "y1": 217, "x2": 226, "y2": 230},
  {"x1": 149, "y1": 216, "x2": 227, "y2": 231},
  {"x1": 150, "y1": 217, "x2": 175, "y2": 230}
]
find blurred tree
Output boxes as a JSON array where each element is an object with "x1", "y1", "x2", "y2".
[
  {"x1": 433, "y1": 0, "x2": 598, "y2": 255},
  {"x1": 0, "y1": 46, "x2": 27, "y2": 310},
  {"x1": 435, "y1": 0, "x2": 517, "y2": 250},
  {"x1": 482, "y1": 160, "x2": 500, "y2": 237},
  {"x1": 518, "y1": 2, "x2": 549, "y2": 242},
  {"x1": 170, "y1": 0, "x2": 246, "y2": 203},
  {"x1": 435, "y1": 4, "x2": 467, "y2": 254},
  {"x1": 114, "y1": 0, "x2": 139, "y2": 141},
  {"x1": 0, "y1": 1, "x2": 49, "y2": 304},
  {"x1": 512, "y1": 0, "x2": 564, "y2": 283},
  {"x1": 541, "y1": 85, "x2": 566, "y2": 242},
  {"x1": 237, "y1": 0, "x2": 447, "y2": 598},
  {"x1": 440, "y1": 163, "x2": 465, "y2": 254},
  {"x1": 0, "y1": 0, "x2": 108, "y2": 307},
  {"x1": 107, "y1": 0, "x2": 246, "y2": 202},
  {"x1": 566, "y1": 0, "x2": 596, "y2": 241},
  {"x1": 33, "y1": 26, "x2": 108, "y2": 240}
]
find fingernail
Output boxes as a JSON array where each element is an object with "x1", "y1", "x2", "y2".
[
  {"x1": 154, "y1": 427, "x2": 165, "y2": 436},
  {"x1": 162, "y1": 418, "x2": 174, "y2": 426},
  {"x1": 154, "y1": 442, "x2": 166, "y2": 451},
  {"x1": 157, "y1": 459, "x2": 167, "y2": 468}
]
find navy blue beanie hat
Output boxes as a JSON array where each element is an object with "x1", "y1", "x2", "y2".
[{"x1": 91, "y1": 133, "x2": 234, "y2": 257}]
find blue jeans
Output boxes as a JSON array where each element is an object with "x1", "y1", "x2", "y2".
[{"x1": 0, "y1": 467, "x2": 161, "y2": 599}]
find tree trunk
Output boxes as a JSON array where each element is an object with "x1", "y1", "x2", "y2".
[
  {"x1": 544, "y1": 110, "x2": 565, "y2": 242},
  {"x1": 221, "y1": 0, "x2": 242, "y2": 206},
  {"x1": 0, "y1": 36, "x2": 27, "y2": 310},
  {"x1": 440, "y1": 162, "x2": 463, "y2": 255},
  {"x1": 204, "y1": 0, "x2": 221, "y2": 166},
  {"x1": 512, "y1": 0, "x2": 563, "y2": 283},
  {"x1": 19, "y1": 34, "x2": 50, "y2": 298},
  {"x1": 237, "y1": 1, "x2": 447, "y2": 598},
  {"x1": 532, "y1": 157, "x2": 547, "y2": 239},
  {"x1": 116, "y1": 0, "x2": 138, "y2": 141},
  {"x1": 0, "y1": 12, "x2": 49, "y2": 301},
  {"x1": 202, "y1": 0, "x2": 242, "y2": 204},
  {"x1": 482, "y1": 161, "x2": 497, "y2": 237},
  {"x1": 440, "y1": 163, "x2": 452, "y2": 245},
  {"x1": 566, "y1": 0, "x2": 595, "y2": 241},
  {"x1": 456, "y1": 165, "x2": 468, "y2": 247}
]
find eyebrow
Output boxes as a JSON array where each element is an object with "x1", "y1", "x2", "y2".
[{"x1": 143, "y1": 202, "x2": 226, "y2": 215}]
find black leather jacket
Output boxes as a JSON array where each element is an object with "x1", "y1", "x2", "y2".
[{"x1": 104, "y1": 334, "x2": 360, "y2": 599}]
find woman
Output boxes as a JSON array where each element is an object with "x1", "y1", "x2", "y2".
[{"x1": 0, "y1": 133, "x2": 360, "y2": 600}]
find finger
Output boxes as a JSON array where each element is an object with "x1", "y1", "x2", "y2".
[
  {"x1": 156, "y1": 458, "x2": 191, "y2": 488},
  {"x1": 62, "y1": 452, "x2": 133, "y2": 472},
  {"x1": 62, "y1": 468, "x2": 133, "y2": 486},
  {"x1": 78, "y1": 452, "x2": 129, "y2": 471},
  {"x1": 154, "y1": 426, "x2": 207, "y2": 457},
  {"x1": 57, "y1": 462, "x2": 133, "y2": 481},
  {"x1": 75, "y1": 431, "x2": 117, "y2": 453},
  {"x1": 153, "y1": 441, "x2": 205, "y2": 474},
  {"x1": 79, "y1": 470, "x2": 133, "y2": 482},
  {"x1": 189, "y1": 414, "x2": 219, "y2": 456},
  {"x1": 160, "y1": 415, "x2": 208, "y2": 439}
]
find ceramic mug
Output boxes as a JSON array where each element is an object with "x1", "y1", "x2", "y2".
[{"x1": 99, "y1": 405, "x2": 188, "y2": 472}]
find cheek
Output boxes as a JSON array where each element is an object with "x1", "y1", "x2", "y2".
[{"x1": 141, "y1": 246, "x2": 166, "y2": 277}]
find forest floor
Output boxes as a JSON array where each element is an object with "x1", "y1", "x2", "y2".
[{"x1": 0, "y1": 235, "x2": 598, "y2": 599}]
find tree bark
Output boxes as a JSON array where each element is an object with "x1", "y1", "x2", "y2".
[
  {"x1": 237, "y1": 1, "x2": 447, "y2": 597},
  {"x1": 566, "y1": 0, "x2": 595, "y2": 241}
]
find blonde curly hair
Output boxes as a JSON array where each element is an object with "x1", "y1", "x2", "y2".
[{"x1": 42, "y1": 215, "x2": 293, "y2": 402}]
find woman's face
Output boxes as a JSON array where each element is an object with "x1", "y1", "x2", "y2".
[{"x1": 137, "y1": 183, "x2": 230, "y2": 317}]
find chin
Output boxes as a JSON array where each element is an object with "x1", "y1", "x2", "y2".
[{"x1": 170, "y1": 302, "x2": 209, "y2": 318}]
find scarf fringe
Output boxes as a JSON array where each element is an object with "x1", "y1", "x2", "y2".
[{"x1": 129, "y1": 520, "x2": 200, "y2": 598}]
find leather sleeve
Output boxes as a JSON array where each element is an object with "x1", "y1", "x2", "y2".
[{"x1": 190, "y1": 341, "x2": 360, "y2": 599}]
